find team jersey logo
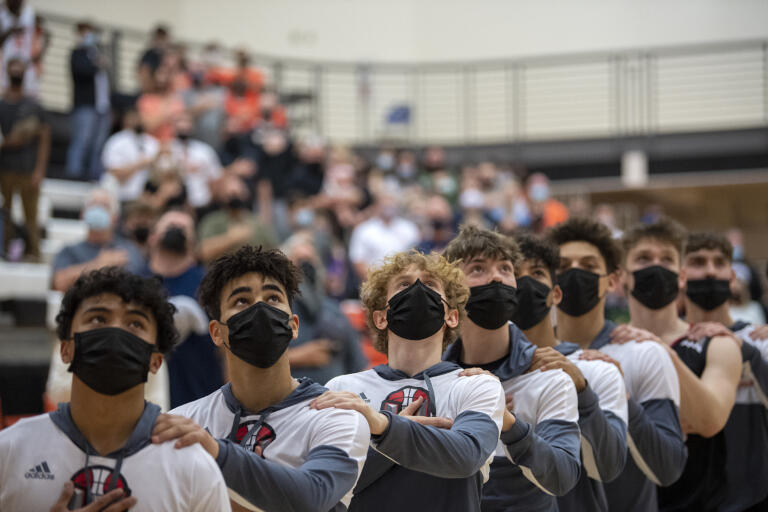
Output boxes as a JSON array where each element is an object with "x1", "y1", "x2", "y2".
[
  {"x1": 25, "y1": 461, "x2": 54, "y2": 480},
  {"x1": 235, "y1": 420, "x2": 276, "y2": 455},
  {"x1": 380, "y1": 386, "x2": 430, "y2": 415},
  {"x1": 70, "y1": 465, "x2": 131, "y2": 499}
]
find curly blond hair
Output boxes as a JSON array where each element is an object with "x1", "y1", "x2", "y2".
[{"x1": 360, "y1": 251, "x2": 470, "y2": 354}]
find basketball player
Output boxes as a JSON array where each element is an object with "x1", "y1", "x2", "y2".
[
  {"x1": 683, "y1": 231, "x2": 768, "y2": 511},
  {"x1": 152, "y1": 245, "x2": 370, "y2": 512},
  {"x1": 441, "y1": 226, "x2": 582, "y2": 511},
  {"x1": 314, "y1": 250, "x2": 506, "y2": 512},
  {"x1": 615, "y1": 227, "x2": 766, "y2": 510},
  {"x1": 512, "y1": 233, "x2": 628, "y2": 512},
  {"x1": 608, "y1": 219, "x2": 741, "y2": 511},
  {"x1": 0, "y1": 267, "x2": 231, "y2": 511},
  {"x1": 548, "y1": 217, "x2": 687, "y2": 512}
]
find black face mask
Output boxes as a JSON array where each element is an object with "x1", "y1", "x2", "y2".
[
  {"x1": 177, "y1": 132, "x2": 191, "y2": 142},
  {"x1": 228, "y1": 197, "x2": 249, "y2": 211},
  {"x1": 160, "y1": 226, "x2": 187, "y2": 255},
  {"x1": 68, "y1": 327, "x2": 155, "y2": 396},
  {"x1": 133, "y1": 226, "x2": 150, "y2": 244},
  {"x1": 465, "y1": 281, "x2": 518, "y2": 330},
  {"x1": 686, "y1": 278, "x2": 732, "y2": 311},
  {"x1": 557, "y1": 268, "x2": 604, "y2": 317},
  {"x1": 631, "y1": 265, "x2": 679, "y2": 310},
  {"x1": 9, "y1": 74, "x2": 23, "y2": 88},
  {"x1": 512, "y1": 276, "x2": 552, "y2": 330},
  {"x1": 224, "y1": 302, "x2": 293, "y2": 368},
  {"x1": 386, "y1": 279, "x2": 446, "y2": 341}
]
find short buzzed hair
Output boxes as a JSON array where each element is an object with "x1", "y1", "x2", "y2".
[
  {"x1": 443, "y1": 225, "x2": 521, "y2": 268},
  {"x1": 546, "y1": 217, "x2": 622, "y2": 273},
  {"x1": 622, "y1": 217, "x2": 687, "y2": 261},
  {"x1": 685, "y1": 232, "x2": 733, "y2": 262}
]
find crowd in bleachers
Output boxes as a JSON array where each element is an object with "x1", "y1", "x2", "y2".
[{"x1": 1, "y1": 10, "x2": 767, "y2": 410}]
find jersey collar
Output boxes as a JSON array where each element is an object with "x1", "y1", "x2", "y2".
[
  {"x1": 220, "y1": 377, "x2": 326, "y2": 416},
  {"x1": 443, "y1": 323, "x2": 536, "y2": 381}
]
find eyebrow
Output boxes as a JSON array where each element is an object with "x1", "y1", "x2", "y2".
[
  {"x1": 83, "y1": 306, "x2": 110, "y2": 315},
  {"x1": 127, "y1": 309, "x2": 151, "y2": 321},
  {"x1": 263, "y1": 283, "x2": 285, "y2": 295},
  {"x1": 227, "y1": 286, "x2": 252, "y2": 300}
]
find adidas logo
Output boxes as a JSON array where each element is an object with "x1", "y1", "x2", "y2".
[{"x1": 24, "y1": 461, "x2": 55, "y2": 480}]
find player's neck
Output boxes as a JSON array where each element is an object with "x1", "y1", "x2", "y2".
[
  {"x1": 523, "y1": 317, "x2": 560, "y2": 349},
  {"x1": 228, "y1": 356, "x2": 299, "y2": 413},
  {"x1": 387, "y1": 332, "x2": 445, "y2": 377},
  {"x1": 556, "y1": 303, "x2": 605, "y2": 350},
  {"x1": 629, "y1": 298, "x2": 688, "y2": 345},
  {"x1": 685, "y1": 300, "x2": 733, "y2": 326},
  {"x1": 69, "y1": 377, "x2": 146, "y2": 456},
  {"x1": 459, "y1": 320, "x2": 509, "y2": 365}
]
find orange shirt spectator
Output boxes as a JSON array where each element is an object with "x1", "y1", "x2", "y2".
[
  {"x1": 138, "y1": 66, "x2": 186, "y2": 142},
  {"x1": 138, "y1": 93, "x2": 185, "y2": 142}
]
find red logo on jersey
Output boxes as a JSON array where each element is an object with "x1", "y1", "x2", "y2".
[
  {"x1": 380, "y1": 386, "x2": 430, "y2": 415},
  {"x1": 235, "y1": 420, "x2": 276, "y2": 456},
  {"x1": 70, "y1": 465, "x2": 131, "y2": 499}
]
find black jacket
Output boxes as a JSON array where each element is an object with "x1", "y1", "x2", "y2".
[{"x1": 70, "y1": 46, "x2": 105, "y2": 107}]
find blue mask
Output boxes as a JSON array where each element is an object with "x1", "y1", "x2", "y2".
[
  {"x1": 530, "y1": 183, "x2": 550, "y2": 202},
  {"x1": 83, "y1": 206, "x2": 111, "y2": 231}
]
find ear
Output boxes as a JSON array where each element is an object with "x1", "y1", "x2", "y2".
[
  {"x1": 606, "y1": 269, "x2": 621, "y2": 293},
  {"x1": 148, "y1": 353, "x2": 163, "y2": 374},
  {"x1": 209, "y1": 319, "x2": 226, "y2": 347},
  {"x1": 729, "y1": 267, "x2": 737, "y2": 286},
  {"x1": 290, "y1": 314, "x2": 300, "y2": 340},
  {"x1": 60, "y1": 339, "x2": 74, "y2": 364},
  {"x1": 551, "y1": 284, "x2": 563, "y2": 306},
  {"x1": 372, "y1": 309, "x2": 388, "y2": 331},
  {"x1": 444, "y1": 307, "x2": 459, "y2": 329}
]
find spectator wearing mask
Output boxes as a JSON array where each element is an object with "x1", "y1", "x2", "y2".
[
  {"x1": 527, "y1": 173, "x2": 568, "y2": 232},
  {"x1": 120, "y1": 199, "x2": 157, "y2": 256},
  {"x1": 282, "y1": 233, "x2": 367, "y2": 385},
  {"x1": 66, "y1": 21, "x2": 111, "y2": 181},
  {"x1": 138, "y1": 64, "x2": 185, "y2": 143},
  {"x1": 0, "y1": 0, "x2": 36, "y2": 95},
  {"x1": 417, "y1": 194, "x2": 455, "y2": 254},
  {"x1": 730, "y1": 263, "x2": 766, "y2": 325},
  {"x1": 100, "y1": 106, "x2": 159, "y2": 203},
  {"x1": 348, "y1": 192, "x2": 419, "y2": 279},
  {"x1": 198, "y1": 175, "x2": 276, "y2": 262},
  {"x1": 149, "y1": 210, "x2": 224, "y2": 408},
  {"x1": 0, "y1": 57, "x2": 49, "y2": 260},
  {"x1": 51, "y1": 188, "x2": 145, "y2": 292},
  {"x1": 138, "y1": 24, "x2": 170, "y2": 92}
]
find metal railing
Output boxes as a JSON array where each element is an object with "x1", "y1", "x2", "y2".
[{"x1": 37, "y1": 11, "x2": 768, "y2": 145}]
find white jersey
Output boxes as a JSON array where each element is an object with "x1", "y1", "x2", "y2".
[
  {"x1": 170, "y1": 379, "x2": 369, "y2": 511},
  {"x1": 327, "y1": 363, "x2": 505, "y2": 479},
  {"x1": 0, "y1": 403, "x2": 230, "y2": 512},
  {"x1": 326, "y1": 361, "x2": 505, "y2": 512},
  {"x1": 733, "y1": 322, "x2": 768, "y2": 407}
]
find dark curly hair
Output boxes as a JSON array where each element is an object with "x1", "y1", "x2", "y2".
[
  {"x1": 546, "y1": 217, "x2": 622, "y2": 273},
  {"x1": 685, "y1": 231, "x2": 732, "y2": 262},
  {"x1": 198, "y1": 245, "x2": 302, "y2": 321},
  {"x1": 516, "y1": 233, "x2": 560, "y2": 281},
  {"x1": 622, "y1": 217, "x2": 687, "y2": 262},
  {"x1": 55, "y1": 267, "x2": 179, "y2": 354}
]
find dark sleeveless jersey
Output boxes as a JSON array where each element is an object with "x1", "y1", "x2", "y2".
[{"x1": 658, "y1": 336, "x2": 727, "y2": 512}]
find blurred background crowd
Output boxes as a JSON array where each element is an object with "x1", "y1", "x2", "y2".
[{"x1": 0, "y1": 0, "x2": 767, "y2": 419}]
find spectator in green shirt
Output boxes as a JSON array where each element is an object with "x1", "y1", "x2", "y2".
[{"x1": 198, "y1": 174, "x2": 276, "y2": 262}]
